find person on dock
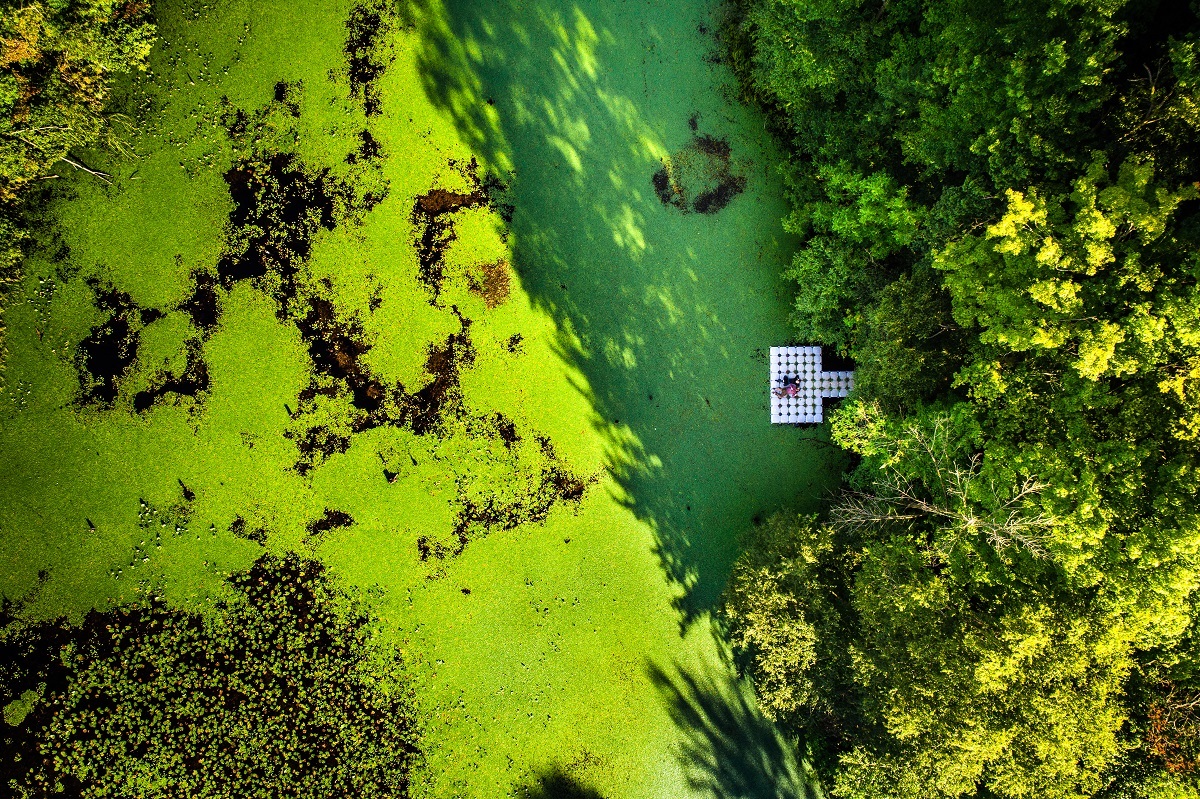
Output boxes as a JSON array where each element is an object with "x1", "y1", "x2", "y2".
[{"x1": 774, "y1": 374, "x2": 801, "y2": 398}]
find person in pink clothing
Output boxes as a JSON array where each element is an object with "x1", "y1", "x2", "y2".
[{"x1": 773, "y1": 375, "x2": 801, "y2": 398}]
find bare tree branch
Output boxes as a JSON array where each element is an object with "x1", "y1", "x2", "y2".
[
  {"x1": 58, "y1": 156, "x2": 112, "y2": 184},
  {"x1": 831, "y1": 419, "x2": 1055, "y2": 558}
]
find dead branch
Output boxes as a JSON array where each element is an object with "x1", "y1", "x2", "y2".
[
  {"x1": 830, "y1": 419, "x2": 1054, "y2": 558},
  {"x1": 58, "y1": 156, "x2": 112, "y2": 184}
]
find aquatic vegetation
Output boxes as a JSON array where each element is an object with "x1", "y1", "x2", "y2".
[
  {"x1": 3, "y1": 554, "x2": 418, "y2": 798},
  {"x1": 0, "y1": 0, "x2": 840, "y2": 796}
]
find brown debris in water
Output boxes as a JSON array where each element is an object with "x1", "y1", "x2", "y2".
[
  {"x1": 411, "y1": 184, "x2": 488, "y2": 302},
  {"x1": 467, "y1": 259, "x2": 511, "y2": 309},
  {"x1": 410, "y1": 158, "x2": 513, "y2": 304}
]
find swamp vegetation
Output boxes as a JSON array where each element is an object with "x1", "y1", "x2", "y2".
[
  {"x1": 4, "y1": 0, "x2": 1200, "y2": 798},
  {"x1": 1, "y1": 0, "x2": 832, "y2": 796}
]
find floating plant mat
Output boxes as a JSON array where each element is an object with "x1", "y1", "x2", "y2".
[{"x1": 0, "y1": 0, "x2": 841, "y2": 797}]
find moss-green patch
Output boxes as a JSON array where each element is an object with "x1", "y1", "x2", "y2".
[
  {"x1": 0, "y1": 0, "x2": 839, "y2": 796},
  {"x1": 3, "y1": 685, "x2": 42, "y2": 728}
]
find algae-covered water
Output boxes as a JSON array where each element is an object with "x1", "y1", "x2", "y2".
[{"x1": 0, "y1": 0, "x2": 840, "y2": 795}]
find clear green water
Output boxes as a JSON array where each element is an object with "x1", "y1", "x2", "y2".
[{"x1": 0, "y1": 0, "x2": 839, "y2": 795}]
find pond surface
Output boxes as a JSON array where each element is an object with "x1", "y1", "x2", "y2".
[{"x1": 0, "y1": 0, "x2": 839, "y2": 795}]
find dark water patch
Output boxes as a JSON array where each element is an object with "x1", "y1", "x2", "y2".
[
  {"x1": 180, "y1": 269, "x2": 221, "y2": 331},
  {"x1": 405, "y1": 313, "x2": 475, "y2": 435},
  {"x1": 305, "y1": 508, "x2": 355, "y2": 548},
  {"x1": 132, "y1": 338, "x2": 210, "y2": 413},
  {"x1": 139, "y1": 307, "x2": 164, "y2": 325},
  {"x1": 290, "y1": 423, "x2": 353, "y2": 477},
  {"x1": 277, "y1": 284, "x2": 579, "y2": 563},
  {"x1": 347, "y1": 131, "x2": 391, "y2": 212},
  {"x1": 693, "y1": 176, "x2": 747, "y2": 214},
  {"x1": 76, "y1": 280, "x2": 143, "y2": 408},
  {"x1": 346, "y1": 0, "x2": 394, "y2": 116},
  {"x1": 347, "y1": 129, "x2": 384, "y2": 164},
  {"x1": 228, "y1": 515, "x2": 267, "y2": 545},
  {"x1": 652, "y1": 131, "x2": 746, "y2": 214},
  {"x1": 177, "y1": 479, "x2": 196, "y2": 502},
  {"x1": 652, "y1": 167, "x2": 683, "y2": 210},
  {"x1": 222, "y1": 105, "x2": 251, "y2": 139},
  {"x1": 272, "y1": 80, "x2": 302, "y2": 117},
  {"x1": 283, "y1": 289, "x2": 481, "y2": 472},
  {"x1": 694, "y1": 133, "x2": 731, "y2": 159},
  {"x1": 295, "y1": 296, "x2": 386, "y2": 412},
  {"x1": 216, "y1": 99, "x2": 382, "y2": 311},
  {"x1": 493, "y1": 412, "x2": 519, "y2": 448},
  {"x1": 820, "y1": 345, "x2": 855, "y2": 372},
  {"x1": 415, "y1": 186, "x2": 489, "y2": 216},
  {"x1": 506, "y1": 332, "x2": 524, "y2": 353},
  {"x1": 482, "y1": 172, "x2": 516, "y2": 225},
  {"x1": 217, "y1": 152, "x2": 341, "y2": 299},
  {"x1": 419, "y1": 438, "x2": 592, "y2": 562}
]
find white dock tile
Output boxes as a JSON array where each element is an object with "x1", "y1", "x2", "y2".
[{"x1": 769, "y1": 346, "x2": 855, "y2": 425}]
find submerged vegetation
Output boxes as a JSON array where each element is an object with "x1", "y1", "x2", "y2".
[
  {"x1": 2, "y1": 554, "x2": 418, "y2": 797},
  {"x1": 723, "y1": 0, "x2": 1200, "y2": 797}
]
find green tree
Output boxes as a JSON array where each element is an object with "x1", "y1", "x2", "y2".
[
  {"x1": 0, "y1": 0, "x2": 155, "y2": 200},
  {"x1": 725, "y1": 2, "x2": 1200, "y2": 794}
]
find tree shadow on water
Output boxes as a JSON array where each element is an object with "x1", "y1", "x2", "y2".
[
  {"x1": 404, "y1": 0, "x2": 846, "y2": 623},
  {"x1": 649, "y1": 661, "x2": 818, "y2": 799},
  {"x1": 519, "y1": 767, "x2": 606, "y2": 799}
]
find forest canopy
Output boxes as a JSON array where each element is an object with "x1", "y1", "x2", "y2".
[
  {"x1": 0, "y1": 0, "x2": 154, "y2": 333},
  {"x1": 723, "y1": 0, "x2": 1200, "y2": 797}
]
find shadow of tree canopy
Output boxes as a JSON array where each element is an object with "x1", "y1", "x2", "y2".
[
  {"x1": 519, "y1": 767, "x2": 607, "y2": 799},
  {"x1": 404, "y1": 0, "x2": 845, "y2": 621},
  {"x1": 649, "y1": 660, "x2": 817, "y2": 799}
]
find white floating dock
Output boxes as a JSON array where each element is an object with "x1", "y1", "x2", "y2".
[{"x1": 770, "y1": 346, "x2": 854, "y2": 424}]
